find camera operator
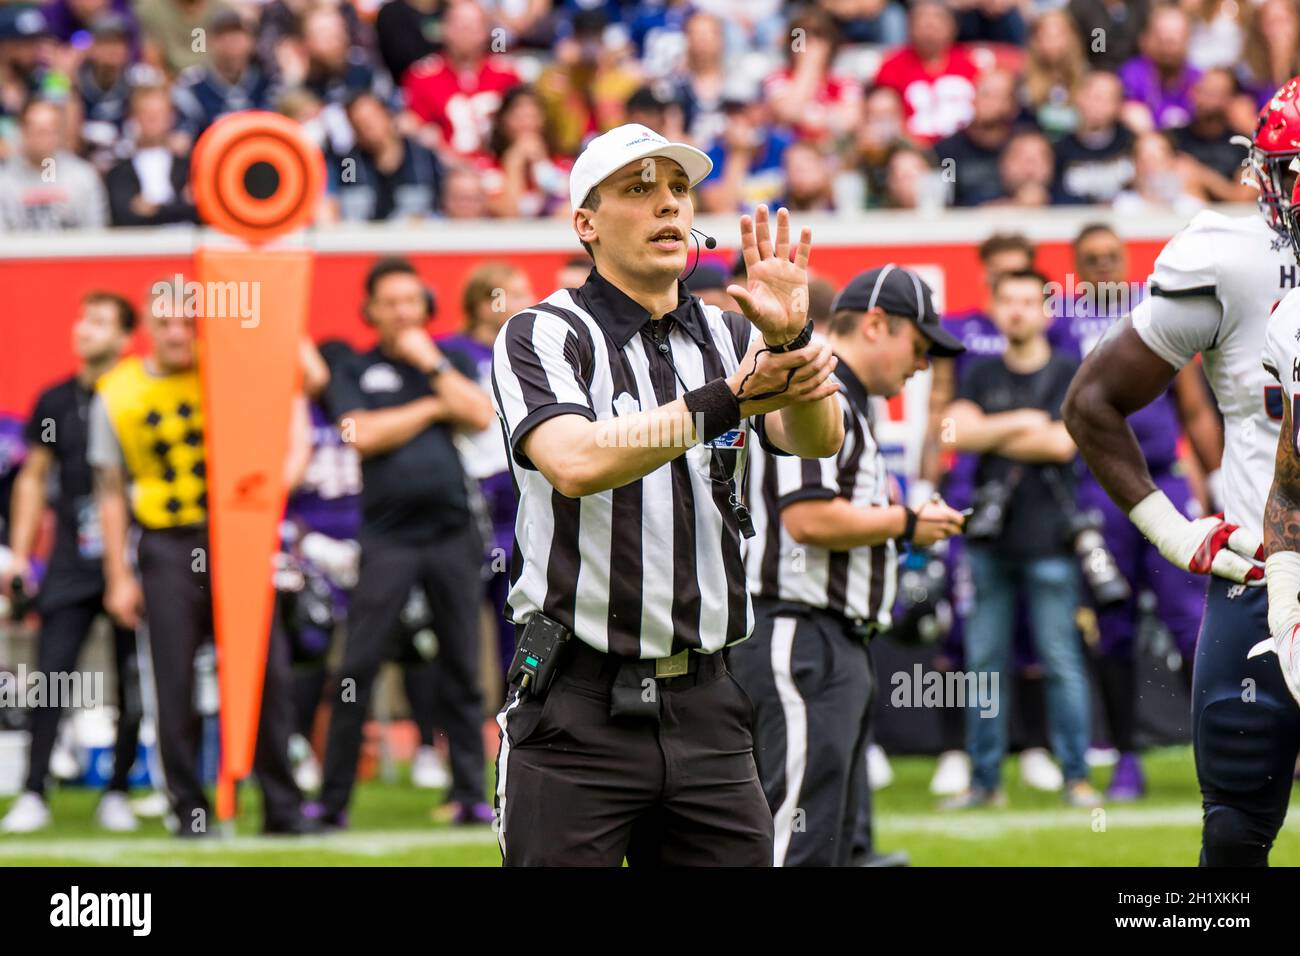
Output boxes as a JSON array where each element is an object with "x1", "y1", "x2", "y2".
[{"x1": 941, "y1": 269, "x2": 1100, "y2": 809}]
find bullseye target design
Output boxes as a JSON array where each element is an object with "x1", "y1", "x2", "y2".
[{"x1": 192, "y1": 111, "x2": 325, "y2": 244}]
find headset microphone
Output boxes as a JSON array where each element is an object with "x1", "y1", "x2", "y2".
[{"x1": 681, "y1": 227, "x2": 719, "y2": 283}]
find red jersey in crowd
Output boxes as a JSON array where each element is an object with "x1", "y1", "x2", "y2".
[
  {"x1": 402, "y1": 54, "x2": 521, "y2": 156},
  {"x1": 762, "y1": 68, "x2": 862, "y2": 144},
  {"x1": 874, "y1": 45, "x2": 980, "y2": 145}
]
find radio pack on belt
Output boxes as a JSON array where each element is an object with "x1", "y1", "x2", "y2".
[{"x1": 507, "y1": 614, "x2": 572, "y2": 699}]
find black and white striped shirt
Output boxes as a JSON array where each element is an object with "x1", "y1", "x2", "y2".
[
  {"x1": 745, "y1": 360, "x2": 897, "y2": 629},
  {"x1": 490, "y1": 268, "x2": 781, "y2": 659}
]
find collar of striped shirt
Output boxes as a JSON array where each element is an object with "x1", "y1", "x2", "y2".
[
  {"x1": 832, "y1": 353, "x2": 871, "y2": 416},
  {"x1": 575, "y1": 267, "x2": 708, "y2": 349}
]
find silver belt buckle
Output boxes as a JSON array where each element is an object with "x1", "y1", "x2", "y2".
[{"x1": 654, "y1": 650, "x2": 690, "y2": 679}]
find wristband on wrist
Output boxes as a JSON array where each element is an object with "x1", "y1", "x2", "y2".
[
  {"x1": 897, "y1": 505, "x2": 918, "y2": 545},
  {"x1": 684, "y1": 378, "x2": 742, "y2": 444},
  {"x1": 766, "y1": 319, "x2": 814, "y2": 354}
]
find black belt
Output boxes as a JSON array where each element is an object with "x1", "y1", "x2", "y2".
[
  {"x1": 754, "y1": 597, "x2": 886, "y2": 643},
  {"x1": 561, "y1": 636, "x2": 726, "y2": 690}
]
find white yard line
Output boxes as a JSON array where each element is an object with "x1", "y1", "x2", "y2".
[{"x1": 0, "y1": 806, "x2": 1215, "y2": 863}]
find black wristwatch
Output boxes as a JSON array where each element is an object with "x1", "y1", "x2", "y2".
[
  {"x1": 767, "y1": 319, "x2": 814, "y2": 354},
  {"x1": 426, "y1": 356, "x2": 453, "y2": 381}
]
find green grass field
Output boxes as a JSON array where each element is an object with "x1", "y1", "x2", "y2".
[{"x1": 1, "y1": 746, "x2": 1296, "y2": 865}]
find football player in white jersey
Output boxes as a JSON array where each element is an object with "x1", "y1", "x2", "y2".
[{"x1": 1063, "y1": 79, "x2": 1300, "y2": 866}]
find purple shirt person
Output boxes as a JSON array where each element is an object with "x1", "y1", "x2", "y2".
[{"x1": 1116, "y1": 5, "x2": 1201, "y2": 130}]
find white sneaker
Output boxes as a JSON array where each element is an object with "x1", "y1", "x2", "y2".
[
  {"x1": 130, "y1": 791, "x2": 170, "y2": 818},
  {"x1": 1019, "y1": 747, "x2": 1064, "y2": 792},
  {"x1": 96, "y1": 791, "x2": 138, "y2": 832},
  {"x1": 289, "y1": 734, "x2": 321, "y2": 793},
  {"x1": 866, "y1": 743, "x2": 894, "y2": 791},
  {"x1": 1, "y1": 792, "x2": 51, "y2": 833},
  {"x1": 1086, "y1": 746, "x2": 1120, "y2": 768},
  {"x1": 411, "y1": 745, "x2": 450, "y2": 790},
  {"x1": 930, "y1": 750, "x2": 972, "y2": 796}
]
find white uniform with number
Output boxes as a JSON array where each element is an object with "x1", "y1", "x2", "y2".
[
  {"x1": 1262, "y1": 287, "x2": 1300, "y2": 442},
  {"x1": 1132, "y1": 210, "x2": 1299, "y2": 532}
]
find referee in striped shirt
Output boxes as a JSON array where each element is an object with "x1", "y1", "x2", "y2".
[
  {"x1": 490, "y1": 124, "x2": 843, "y2": 866},
  {"x1": 732, "y1": 265, "x2": 966, "y2": 866}
]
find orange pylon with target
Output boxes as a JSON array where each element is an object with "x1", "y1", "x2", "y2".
[{"x1": 190, "y1": 111, "x2": 325, "y2": 822}]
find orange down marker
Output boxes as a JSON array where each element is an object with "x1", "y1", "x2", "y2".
[{"x1": 191, "y1": 112, "x2": 324, "y2": 821}]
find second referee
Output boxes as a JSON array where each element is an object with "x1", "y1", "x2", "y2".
[{"x1": 491, "y1": 124, "x2": 843, "y2": 866}]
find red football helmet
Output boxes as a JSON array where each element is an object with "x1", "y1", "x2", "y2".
[{"x1": 1243, "y1": 77, "x2": 1300, "y2": 242}]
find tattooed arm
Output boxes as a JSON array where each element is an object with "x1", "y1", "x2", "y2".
[{"x1": 1264, "y1": 399, "x2": 1300, "y2": 557}]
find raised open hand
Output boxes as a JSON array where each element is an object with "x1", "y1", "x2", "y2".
[{"x1": 726, "y1": 204, "x2": 812, "y2": 346}]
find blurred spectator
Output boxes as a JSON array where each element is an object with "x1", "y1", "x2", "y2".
[
  {"x1": 949, "y1": 0, "x2": 1026, "y2": 45},
  {"x1": 478, "y1": 0, "x2": 553, "y2": 49},
  {"x1": 44, "y1": 0, "x2": 138, "y2": 59},
  {"x1": 331, "y1": 90, "x2": 441, "y2": 221},
  {"x1": 1235, "y1": 0, "x2": 1300, "y2": 111},
  {"x1": 0, "y1": 98, "x2": 108, "y2": 229},
  {"x1": 623, "y1": 82, "x2": 685, "y2": 141},
  {"x1": 816, "y1": 0, "x2": 906, "y2": 45},
  {"x1": 807, "y1": 272, "x2": 837, "y2": 330},
  {"x1": 300, "y1": 6, "x2": 383, "y2": 108},
  {"x1": 1021, "y1": 8, "x2": 1085, "y2": 139},
  {"x1": 852, "y1": 84, "x2": 913, "y2": 209},
  {"x1": 1117, "y1": 4, "x2": 1201, "y2": 131},
  {"x1": 555, "y1": 251, "x2": 592, "y2": 289},
  {"x1": 683, "y1": 259, "x2": 736, "y2": 310},
  {"x1": 1185, "y1": 0, "x2": 1245, "y2": 71},
  {"x1": 1171, "y1": 67, "x2": 1249, "y2": 182},
  {"x1": 986, "y1": 129, "x2": 1055, "y2": 207},
  {"x1": 627, "y1": 0, "x2": 694, "y2": 79},
  {"x1": 172, "y1": 10, "x2": 275, "y2": 139},
  {"x1": 692, "y1": 0, "x2": 786, "y2": 52},
  {"x1": 1113, "y1": 129, "x2": 1206, "y2": 217},
  {"x1": 257, "y1": 0, "x2": 367, "y2": 77},
  {"x1": 535, "y1": 7, "x2": 641, "y2": 155},
  {"x1": 664, "y1": 10, "x2": 727, "y2": 151},
  {"x1": 764, "y1": 8, "x2": 859, "y2": 145},
  {"x1": 404, "y1": 0, "x2": 521, "y2": 156},
  {"x1": 0, "y1": 4, "x2": 57, "y2": 120},
  {"x1": 874, "y1": 0, "x2": 978, "y2": 145},
  {"x1": 476, "y1": 83, "x2": 571, "y2": 217},
  {"x1": 1053, "y1": 70, "x2": 1134, "y2": 205},
  {"x1": 104, "y1": 84, "x2": 195, "y2": 226},
  {"x1": 936, "y1": 69, "x2": 1025, "y2": 207},
  {"x1": 136, "y1": 0, "x2": 231, "y2": 75},
  {"x1": 1068, "y1": 0, "x2": 1150, "y2": 71},
  {"x1": 777, "y1": 139, "x2": 834, "y2": 212},
  {"x1": 440, "y1": 161, "x2": 486, "y2": 217},
  {"x1": 882, "y1": 144, "x2": 937, "y2": 210},
  {"x1": 374, "y1": 0, "x2": 443, "y2": 85},
  {"x1": 75, "y1": 14, "x2": 137, "y2": 171},
  {"x1": 698, "y1": 86, "x2": 794, "y2": 213}
]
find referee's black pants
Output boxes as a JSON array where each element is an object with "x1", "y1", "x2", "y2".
[
  {"x1": 319, "y1": 523, "x2": 485, "y2": 816},
  {"x1": 495, "y1": 643, "x2": 774, "y2": 866},
  {"x1": 728, "y1": 602, "x2": 874, "y2": 867},
  {"x1": 24, "y1": 592, "x2": 141, "y2": 797},
  {"x1": 136, "y1": 527, "x2": 302, "y2": 833}
]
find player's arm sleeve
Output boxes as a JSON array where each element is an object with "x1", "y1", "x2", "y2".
[
  {"x1": 491, "y1": 310, "x2": 597, "y2": 470},
  {"x1": 85, "y1": 395, "x2": 125, "y2": 471},
  {"x1": 772, "y1": 394, "x2": 853, "y2": 510},
  {"x1": 1132, "y1": 219, "x2": 1225, "y2": 369},
  {"x1": 1263, "y1": 301, "x2": 1300, "y2": 402}
]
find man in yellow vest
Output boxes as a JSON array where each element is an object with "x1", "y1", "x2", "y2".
[{"x1": 89, "y1": 280, "x2": 309, "y2": 837}]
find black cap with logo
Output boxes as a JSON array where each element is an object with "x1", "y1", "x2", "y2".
[{"x1": 831, "y1": 264, "x2": 965, "y2": 357}]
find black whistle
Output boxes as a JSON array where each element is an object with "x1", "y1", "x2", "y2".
[{"x1": 729, "y1": 496, "x2": 755, "y2": 539}]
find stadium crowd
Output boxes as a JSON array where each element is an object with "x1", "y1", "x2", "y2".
[{"x1": 0, "y1": 0, "x2": 1286, "y2": 231}]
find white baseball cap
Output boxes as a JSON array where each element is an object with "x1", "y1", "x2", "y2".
[{"x1": 568, "y1": 123, "x2": 713, "y2": 211}]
